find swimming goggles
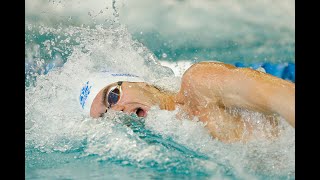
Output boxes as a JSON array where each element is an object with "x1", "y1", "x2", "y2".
[{"x1": 105, "y1": 81, "x2": 123, "y2": 112}]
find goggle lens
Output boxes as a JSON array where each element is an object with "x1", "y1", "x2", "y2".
[{"x1": 107, "y1": 88, "x2": 120, "y2": 107}]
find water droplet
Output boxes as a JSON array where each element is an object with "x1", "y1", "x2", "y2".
[
  {"x1": 28, "y1": 24, "x2": 32, "y2": 30},
  {"x1": 162, "y1": 53, "x2": 167, "y2": 58}
]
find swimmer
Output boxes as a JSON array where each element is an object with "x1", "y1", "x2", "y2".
[{"x1": 82, "y1": 62, "x2": 295, "y2": 143}]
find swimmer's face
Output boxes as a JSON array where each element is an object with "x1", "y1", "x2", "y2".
[{"x1": 90, "y1": 82, "x2": 161, "y2": 118}]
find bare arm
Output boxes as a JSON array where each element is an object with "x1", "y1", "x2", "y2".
[{"x1": 178, "y1": 62, "x2": 295, "y2": 127}]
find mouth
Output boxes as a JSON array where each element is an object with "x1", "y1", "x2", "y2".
[{"x1": 135, "y1": 107, "x2": 147, "y2": 117}]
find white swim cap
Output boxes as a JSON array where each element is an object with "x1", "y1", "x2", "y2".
[{"x1": 79, "y1": 70, "x2": 145, "y2": 113}]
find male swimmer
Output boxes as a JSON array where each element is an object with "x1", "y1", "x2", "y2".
[{"x1": 80, "y1": 62, "x2": 295, "y2": 143}]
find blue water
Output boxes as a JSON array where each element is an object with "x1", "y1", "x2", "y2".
[{"x1": 25, "y1": 0, "x2": 295, "y2": 179}]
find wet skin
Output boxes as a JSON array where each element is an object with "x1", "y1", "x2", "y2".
[
  {"x1": 90, "y1": 81, "x2": 175, "y2": 118},
  {"x1": 90, "y1": 62, "x2": 295, "y2": 143}
]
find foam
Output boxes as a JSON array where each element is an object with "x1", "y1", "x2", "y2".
[{"x1": 25, "y1": 23, "x2": 294, "y2": 179}]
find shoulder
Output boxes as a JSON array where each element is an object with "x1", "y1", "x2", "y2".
[
  {"x1": 178, "y1": 62, "x2": 239, "y2": 103},
  {"x1": 181, "y1": 62, "x2": 237, "y2": 82},
  {"x1": 185, "y1": 61, "x2": 236, "y2": 74}
]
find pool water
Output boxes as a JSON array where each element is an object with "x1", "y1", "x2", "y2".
[{"x1": 25, "y1": 0, "x2": 295, "y2": 179}]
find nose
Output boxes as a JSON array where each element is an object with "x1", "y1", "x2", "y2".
[{"x1": 111, "y1": 105, "x2": 125, "y2": 112}]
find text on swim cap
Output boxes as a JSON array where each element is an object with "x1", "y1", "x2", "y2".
[{"x1": 80, "y1": 81, "x2": 92, "y2": 109}]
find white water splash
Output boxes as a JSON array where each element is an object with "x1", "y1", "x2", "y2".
[{"x1": 25, "y1": 22, "x2": 294, "y2": 180}]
